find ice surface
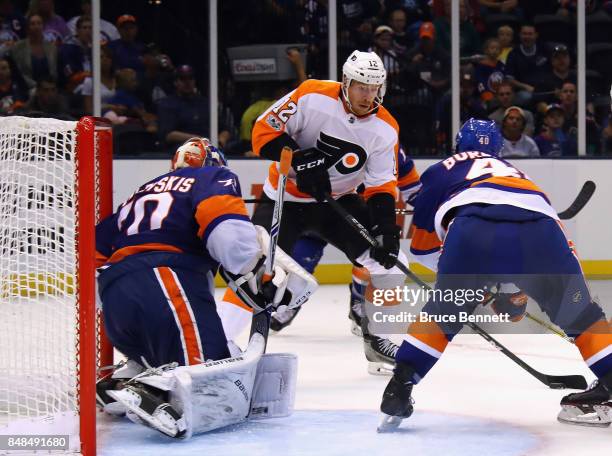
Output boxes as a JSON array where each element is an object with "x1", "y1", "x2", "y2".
[{"x1": 97, "y1": 283, "x2": 612, "y2": 455}]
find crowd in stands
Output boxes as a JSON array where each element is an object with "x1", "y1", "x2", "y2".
[{"x1": 1, "y1": 0, "x2": 611, "y2": 156}]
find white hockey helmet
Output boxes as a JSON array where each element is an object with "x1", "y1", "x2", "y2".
[{"x1": 342, "y1": 50, "x2": 387, "y2": 113}]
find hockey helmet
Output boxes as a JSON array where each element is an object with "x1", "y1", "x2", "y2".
[
  {"x1": 455, "y1": 118, "x2": 504, "y2": 156},
  {"x1": 342, "y1": 50, "x2": 387, "y2": 113},
  {"x1": 171, "y1": 137, "x2": 227, "y2": 170}
]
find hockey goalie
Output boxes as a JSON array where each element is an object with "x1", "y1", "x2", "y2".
[{"x1": 94, "y1": 137, "x2": 317, "y2": 438}]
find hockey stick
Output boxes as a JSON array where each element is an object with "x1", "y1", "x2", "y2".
[
  {"x1": 394, "y1": 181, "x2": 596, "y2": 220},
  {"x1": 249, "y1": 147, "x2": 293, "y2": 348},
  {"x1": 556, "y1": 180, "x2": 596, "y2": 220},
  {"x1": 323, "y1": 193, "x2": 587, "y2": 390}
]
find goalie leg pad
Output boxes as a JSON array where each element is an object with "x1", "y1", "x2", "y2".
[
  {"x1": 249, "y1": 352, "x2": 298, "y2": 419},
  {"x1": 169, "y1": 332, "x2": 266, "y2": 438}
]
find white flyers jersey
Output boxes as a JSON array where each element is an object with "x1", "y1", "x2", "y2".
[{"x1": 252, "y1": 79, "x2": 399, "y2": 202}]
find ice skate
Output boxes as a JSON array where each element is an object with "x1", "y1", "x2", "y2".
[
  {"x1": 96, "y1": 359, "x2": 145, "y2": 416},
  {"x1": 108, "y1": 382, "x2": 187, "y2": 438},
  {"x1": 363, "y1": 333, "x2": 399, "y2": 375},
  {"x1": 348, "y1": 284, "x2": 364, "y2": 337},
  {"x1": 378, "y1": 362, "x2": 415, "y2": 432},
  {"x1": 558, "y1": 372, "x2": 612, "y2": 427}
]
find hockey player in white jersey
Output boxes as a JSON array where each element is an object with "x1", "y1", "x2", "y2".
[{"x1": 218, "y1": 50, "x2": 412, "y2": 371}]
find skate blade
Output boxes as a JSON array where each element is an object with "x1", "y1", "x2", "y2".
[
  {"x1": 557, "y1": 405, "x2": 612, "y2": 428},
  {"x1": 377, "y1": 414, "x2": 403, "y2": 432},
  {"x1": 368, "y1": 362, "x2": 393, "y2": 376}
]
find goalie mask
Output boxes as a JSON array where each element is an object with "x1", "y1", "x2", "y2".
[
  {"x1": 341, "y1": 50, "x2": 387, "y2": 114},
  {"x1": 171, "y1": 137, "x2": 227, "y2": 170}
]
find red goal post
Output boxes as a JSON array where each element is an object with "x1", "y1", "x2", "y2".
[{"x1": 0, "y1": 116, "x2": 113, "y2": 456}]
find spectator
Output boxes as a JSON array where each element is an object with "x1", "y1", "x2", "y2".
[
  {"x1": 386, "y1": 8, "x2": 411, "y2": 55},
  {"x1": 9, "y1": 13, "x2": 57, "y2": 88},
  {"x1": 504, "y1": 23, "x2": 548, "y2": 106},
  {"x1": 339, "y1": 0, "x2": 383, "y2": 45},
  {"x1": 557, "y1": 81, "x2": 600, "y2": 155},
  {"x1": 534, "y1": 103, "x2": 576, "y2": 156},
  {"x1": 58, "y1": 15, "x2": 91, "y2": 92},
  {"x1": 157, "y1": 64, "x2": 231, "y2": 148},
  {"x1": 436, "y1": 69, "x2": 487, "y2": 152},
  {"x1": 138, "y1": 43, "x2": 174, "y2": 112},
  {"x1": 370, "y1": 25, "x2": 402, "y2": 78},
  {"x1": 104, "y1": 68, "x2": 157, "y2": 134},
  {"x1": 108, "y1": 14, "x2": 144, "y2": 74},
  {"x1": 489, "y1": 81, "x2": 535, "y2": 136},
  {"x1": 78, "y1": 45, "x2": 115, "y2": 115},
  {"x1": 404, "y1": 21, "x2": 450, "y2": 98},
  {"x1": 238, "y1": 81, "x2": 288, "y2": 156},
  {"x1": 533, "y1": 44, "x2": 575, "y2": 111},
  {"x1": 499, "y1": 106, "x2": 540, "y2": 157},
  {"x1": 20, "y1": 76, "x2": 68, "y2": 116},
  {"x1": 497, "y1": 24, "x2": 514, "y2": 64},
  {"x1": 0, "y1": 57, "x2": 27, "y2": 113},
  {"x1": 299, "y1": 0, "x2": 328, "y2": 77},
  {"x1": 67, "y1": 0, "x2": 119, "y2": 45},
  {"x1": 26, "y1": 0, "x2": 69, "y2": 45},
  {"x1": 0, "y1": 0, "x2": 26, "y2": 55},
  {"x1": 474, "y1": 38, "x2": 505, "y2": 104},
  {"x1": 433, "y1": 0, "x2": 481, "y2": 57}
]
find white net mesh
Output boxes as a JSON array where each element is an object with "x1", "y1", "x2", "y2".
[{"x1": 0, "y1": 117, "x2": 81, "y2": 447}]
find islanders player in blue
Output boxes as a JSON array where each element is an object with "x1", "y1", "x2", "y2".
[
  {"x1": 379, "y1": 119, "x2": 612, "y2": 428},
  {"x1": 95, "y1": 138, "x2": 316, "y2": 438}
]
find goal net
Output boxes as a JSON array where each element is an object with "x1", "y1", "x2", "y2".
[{"x1": 0, "y1": 116, "x2": 112, "y2": 455}]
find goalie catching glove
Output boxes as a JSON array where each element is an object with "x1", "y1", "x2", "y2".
[{"x1": 219, "y1": 225, "x2": 318, "y2": 312}]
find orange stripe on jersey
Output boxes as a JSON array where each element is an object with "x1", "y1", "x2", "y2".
[
  {"x1": 362, "y1": 181, "x2": 397, "y2": 200},
  {"x1": 408, "y1": 319, "x2": 449, "y2": 353},
  {"x1": 574, "y1": 319, "x2": 612, "y2": 362},
  {"x1": 156, "y1": 267, "x2": 204, "y2": 365},
  {"x1": 411, "y1": 227, "x2": 442, "y2": 252},
  {"x1": 96, "y1": 250, "x2": 108, "y2": 267},
  {"x1": 252, "y1": 80, "x2": 341, "y2": 156},
  {"x1": 471, "y1": 176, "x2": 545, "y2": 195},
  {"x1": 352, "y1": 266, "x2": 371, "y2": 285},
  {"x1": 268, "y1": 163, "x2": 312, "y2": 198},
  {"x1": 195, "y1": 195, "x2": 249, "y2": 238},
  {"x1": 108, "y1": 243, "x2": 183, "y2": 263},
  {"x1": 398, "y1": 166, "x2": 420, "y2": 188},
  {"x1": 375, "y1": 105, "x2": 400, "y2": 133},
  {"x1": 222, "y1": 288, "x2": 253, "y2": 312}
]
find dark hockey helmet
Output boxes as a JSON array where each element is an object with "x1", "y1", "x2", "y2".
[{"x1": 455, "y1": 118, "x2": 504, "y2": 157}]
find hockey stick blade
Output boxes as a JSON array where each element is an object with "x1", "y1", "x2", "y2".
[
  {"x1": 557, "y1": 181, "x2": 595, "y2": 220},
  {"x1": 377, "y1": 414, "x2": 404, "y2": 433},
  {"x1": 542, "y1": 375, "x2": 587, "y2": 390}
]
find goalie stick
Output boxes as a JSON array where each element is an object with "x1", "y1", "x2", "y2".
[
  {"x1": 393, "y1": 181, "x2": 596, "y2": 220},
  {"x1": 323, "y1": 193, "x2": 588, "y2": 391},
  {"x1": 249, "y1": 147, "x2": 293, "y2": 348}
]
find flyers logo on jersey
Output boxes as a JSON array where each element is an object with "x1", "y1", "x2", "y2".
[{"x1": 316, "y1": 131, "x2": 367, "y2": 175}]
